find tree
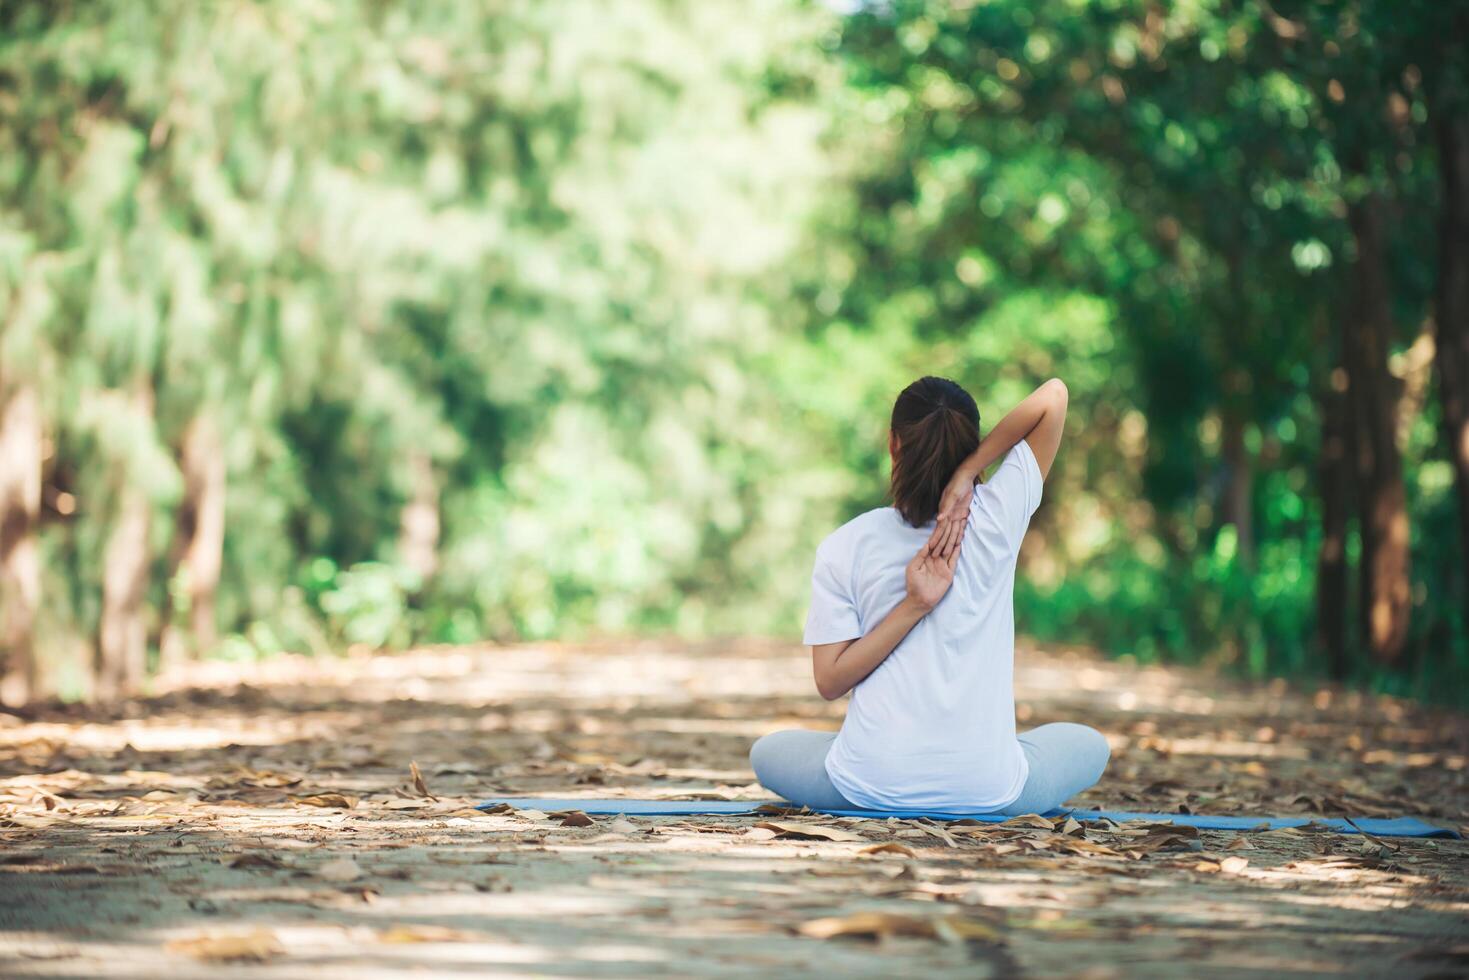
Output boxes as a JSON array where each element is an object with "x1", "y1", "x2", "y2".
[
  {"x1": 0, "y1": 379, "x2": 40, "y2": 705},
  {"x1": 1427, "y1": 49, "x2": 1469, "y2": 595}
]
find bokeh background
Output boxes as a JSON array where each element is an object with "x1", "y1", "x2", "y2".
[{"x1": 1, "y1": 0, "x2": 1465, "y2": 706}]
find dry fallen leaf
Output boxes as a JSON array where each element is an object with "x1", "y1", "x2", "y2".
[
  {"x1": 755, "y1": 821, "x2": 867, "y2": 843},
  {"x1": 1220, "y1": 856, "x2": 1249, "y2": 874},
  {"x1": 165, "y1": 930, "x2": 283, "y2": 963},
  {"x1": 607, "y1": 817, "x2": 638, "y2": 834},
  {"x1": 558, "y1": 811, "x2": 596, "y2": 827},
  {"x1": 860, "y1": 842, "x2": 917, "y2": 858},
  {"x1": 209, "y1": 769, "x2": 302, "y2": 790},
  {"x1": 797, "y1": 912, "x2": 934, "y2": 941},
  {"x1": 933, "y1": 915, "x2": 1005, "y2": 945},
  {"x1": 1258, "y1": 826, "x2": 1304, "y2": 838},
  {"x1": 1055, "y1": 838, "x2": 1123, "y2": 858},
  {"x1": 448, "y1": 808, "x2": 491, "y2": 819},
  {"x1": 1001, "y1": 814, "x2": 1055, "y2": 831},
  {"x1": 222, "y1": 852, "x2": 287, "y2": 870},
  {"x1": 293, "y1": 793, "x2": 356, "y2": 809},
  {"x1": 1133, "y1": 822, "x2": 1200, "y2": 838},
  {"x1": 409, "y1": 761, "x2": 431, "y2": 798}
]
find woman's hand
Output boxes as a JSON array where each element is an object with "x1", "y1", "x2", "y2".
[
  {"x1": 926, "y1": 465, "x2": 979, "y2": 558},
  {"x1": 905, "y1": 541, "x2": 958, "y2": 612}
]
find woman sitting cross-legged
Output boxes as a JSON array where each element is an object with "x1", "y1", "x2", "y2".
[{"x1": 750, "y1": 376, "x2": 1109, "y2": 816}]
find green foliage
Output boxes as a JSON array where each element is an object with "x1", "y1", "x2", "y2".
[
  {"x1": 2, "y1": 0, "x2": 1466, "y2": 705},
  {"x1": 834, "y1": 0, "x2": 1466, "y2": 701}
]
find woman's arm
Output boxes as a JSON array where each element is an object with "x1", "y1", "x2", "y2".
[
  {"x1": 811, "y1": 542, "x2": 957, "y2": 700},
  {"x1": 928, "y1": 378, "x2": 1069, "y2": 557}
]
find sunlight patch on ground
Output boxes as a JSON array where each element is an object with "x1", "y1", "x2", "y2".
[{"x1": 1144, "y1": 736, "x2": 1311, "y2": 760}]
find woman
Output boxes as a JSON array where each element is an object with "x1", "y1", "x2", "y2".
[{"x1": 750, "y1": 376, "x2": 1108, "y2": 815}]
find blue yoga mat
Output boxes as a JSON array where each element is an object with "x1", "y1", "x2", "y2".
[{"x1": 476, "y1": 797, "x2": 1459, "y2": 839}]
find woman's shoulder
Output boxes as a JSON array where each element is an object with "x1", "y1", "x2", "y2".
[{"x1": 818, "y1": 507, "x2": 901, "y2": 557}]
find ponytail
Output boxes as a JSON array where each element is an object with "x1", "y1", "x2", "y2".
[{"x1": 889, "y1": 377, "x2": 980, "y2": 526}]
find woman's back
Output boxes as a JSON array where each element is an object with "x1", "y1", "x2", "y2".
[
  {"x1": 756, "y1": 377, "x2": 1106, "y2": 818},
  {"x1": 804, "y1": 441, "x2": 1044, "y2": 811}
]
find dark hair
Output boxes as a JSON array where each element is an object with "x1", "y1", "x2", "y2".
[{"x1": 889, "y1": 376, "x2": 980, "y2": 526}]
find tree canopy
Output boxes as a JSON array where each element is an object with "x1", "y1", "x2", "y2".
[{"x1": 1, "y1": 0, "x2": 1466, "y2": 705}]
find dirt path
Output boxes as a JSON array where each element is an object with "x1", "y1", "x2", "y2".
[{"x1": 1, "y1": 640, "x2": 1466, "y2": 978}]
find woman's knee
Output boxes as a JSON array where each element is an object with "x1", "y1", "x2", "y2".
[
  {"x1": 749, "y1": 729, "x2": 804, "y2": 784},
  {"x1": 748, "y1": 732, "x2": 781, "y2": 781},
  {"x1": 1030, "y1": 722, "x2": 1109, "y2": 782},
  {"x1": 1071, "y1": 724, "x2": 1110, "y2": 782}
]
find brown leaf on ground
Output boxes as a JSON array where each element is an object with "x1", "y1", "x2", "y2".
[
  {"x1": 409, "y1": 761, "x2": 431, "y2": 798},
  {"x1": 1001, "y1": 814, "x2": 1055, "y2": 831},
  {"x1": 754, "y1": 803, "x2": 805, "y2": 816},
  {"x1": 797, "y1": 912, "x2": 935, "y2": 941},
  {"x1": 292, "y1": 793, "x2": 356, "y2": 809},
  {"x1": 755, "y1": 820, "x2": 867, "y2": 842},
  {"x1": 1128, "y1": 822, "x2": 1200, "y2": 837},
  {"x1": 1125, "y1": 832, "x2": 1200, "y2": 856},
  {"x1": 933, "y1": 915, "x2": 1006, "y2": 945},
  {"x1": 860, "y1": 842, "x2": 917, "y2": 857},
  {"x1": 222, "y1": 852, "x2": 287, "y2": 870},
  {"x1": 165, "y1": 929, "x2": 283, "y2": 963},
  {"x1": 558, "y1": 811, "x2": 596, "y2": 827},
  {"x1": 1055, "y1": 838, "x2": 1124, "y2": 858},
  {"x1": 912, "y1": 823, "x2": 959, "y2": 848},
  {"x1": 1343, "y1": 816, "x2": 1399, "y2": 852},
  {"x1": 208, "y1": 769, "x2": 302, "y2": 790}
]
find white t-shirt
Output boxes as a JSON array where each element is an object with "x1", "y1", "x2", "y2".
[{"x1": 803, "y1": 440, "x2": 1044, "y2": 812}]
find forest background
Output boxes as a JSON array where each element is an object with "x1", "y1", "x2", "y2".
[{"x1": 2, "y1": 0, "x2": 1467, "y2": 707}]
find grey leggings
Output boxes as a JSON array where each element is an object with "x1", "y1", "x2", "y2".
[{"x1": 749, "y1": 722, "x2": 1110, "y2": 815}]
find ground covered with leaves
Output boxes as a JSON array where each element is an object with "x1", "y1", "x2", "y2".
[{"x1": 1, "y1": 640, "x2": 1466, "y2": 978}]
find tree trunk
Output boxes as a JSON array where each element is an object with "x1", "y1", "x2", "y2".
[
  {"x1": 1344, "y1": 195, "x2": 1412, "y2": 665},
  {"x1": 0, "y1": 383, "x2": 41, "y2": 705},
  {"x1": 1220, "y1": 413, "x2": 1255, "y2": 570},
  {"x1": 1219, "y1": 251, "x2": 1255, "y2": 571},
  {"x1": 397, "y1": 450, "x2": 439, "y2": 588},
  {"x1": 159, "y1": 415, "x2": 226, "y2": 666},
  {"x1": 96, "y1": 388, "x2": 155, "y2": 700},
  {"x1": 1434, "y1": 107, "x2": 1469, "y2": 590},
  {"x1": 1315, "y1": 362, "x2": 1351, "y2": 679}
]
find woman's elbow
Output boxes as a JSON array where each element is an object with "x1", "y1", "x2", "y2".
[{"x1": 812, "y1": 671, "x2": 847, "y2": 701}]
